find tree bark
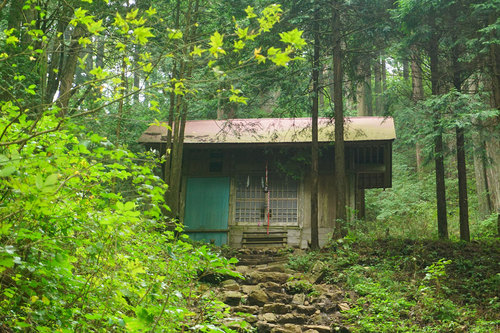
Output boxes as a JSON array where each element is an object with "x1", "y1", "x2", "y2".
[
  {"x1": 487, "y1": 14, "x2": 500, "y2": 236},
  {"x1": 356, "y1": 58, "x2": 373, "y2": 116},
  {"x1": 355, "y1": 188, "x2": 365, "y2": 220},
  {"x1": 7, "y1": 0, "x2": 22, "y2": 31},
  {"x1": 456, "y1": 126, "x2": 470, "y2": 241},
  {"x1": 57, "y1": 26, "x2": 84, "y2": 116},
  {"x1": 485, "y1": 126, "x2": 500, "y2": 236},
  {"x1": 332, "y1": 0, "x2": 347, "y2": 238},
  {"x1": 382, "y1": 58, "x2": 387, "y2": 93},
  {"x1": 429, "y1": 29, "x2": 448, "y2": 240},
  {"x1": 403, "y1": 59, "x2": 409, "y2": 81},
  {"x1": 411, "y1": 46, "x2": 424, "y2": 174},
  {"x1": 310, "y1": 4, "x2": 320, "y2": 250},
  {"x1": 452, "y1": 38, "x2": 470, "y2": 241},
  {"x1": 411, "y1": 47, "x2": 424, "y2": 102},
  {"x1": 472, "y1": 131, "x2": 492, "y2": 219},
  {"x1": 133, "y1": 51, "x2": 140, "y2": 104},
  {"x1": 164, "y1": 0, "x2": 199, "y2": 218},
  {"x1": 0, "y1": 0, "x2": 8, "y2": 14},
  {"x1": 374, "y1": 55, "x2": 383, "y2": 115},
  {"x1": 116, "y1": 58, "x2": 127, "y2": 143}
]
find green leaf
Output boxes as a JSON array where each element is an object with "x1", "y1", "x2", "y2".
[
  {"x1": 126, "y1": 8, "x2": 139, "y2": 20},
  {"x1": 134, "y1": 26, "x2": 154, "y2": 45},
  {"x1": 142, "y1": 63, "x2": 153, "y2": 73},
  {"x1": 190, "y1": 45, "x2": 206, "y2": 57},
  {"x1": 254, "y1": 48, "x2": 266, "y2": 63},
  {"x1": 146, "y1": 7, "x2": 157, "y2": 16},
  {"x1": 86, "y1": 19, "x2": 104, "y2": 35},
  {"x1": 0, "y1": 256, "x2": 14, "y2": 269},
  {"x1": 44, "y1": 174, "x2": 58, "y2": 187},
  {"x1": 270, "y1": 50, "x2": 291, "y2": 67},
  {"x1": 209, "y1": 31, "x2": 226, "y2": 58},
  {"x1": 0, "y1": 165, "x2": 16, "y2": 177},
  {"x1": 71, "y1": 8, "x2": 89, "y2": 26},
  {"x1": 124, "y1": 201, "x2": 135, "y2": 211},
  {"x1": 113, "y1": 12, "x2": 129, "y2": 32},
  {"x1": 233, "y1": 40, "x2": 245, "y2": 51},
  {"x1": 168, "y1": 29, "x2": 183, "y2": 40},
  {"x1": 279, "y1": 29, "x2": 307, "y2": 50},
  {"x1": 35, "y1": 174, "x2": 44, "y2": 189},
  {"x1": 89, "y1": 67, "x2": 109, "y2": 80},
  {"x1": 245, "y1": 6, "x2": 257, "y2": 19},
  {"x1": 0, "y1": 224, "x2": 11, "y2": 235},
  {"x1": 6, "y1": 36, "x2": 19, "y2": 45},
  {"x1": 236, "y1": 27, "x2": 248, "y2": 40}
]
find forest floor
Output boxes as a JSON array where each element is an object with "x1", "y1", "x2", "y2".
[{"x1": 214, "y1": 238, "x2": 500, "y2": 332}]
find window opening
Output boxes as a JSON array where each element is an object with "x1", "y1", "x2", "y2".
[{"x1": 235, "y1": 175, "x2": 298, "y2": 224}]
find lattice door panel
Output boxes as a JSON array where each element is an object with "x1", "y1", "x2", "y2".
[{"x1": 235, "y1": 175, "x2": 298, "y2": 224}]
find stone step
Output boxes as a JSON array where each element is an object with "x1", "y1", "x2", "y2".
[
  {"x1": 237, "y1": 255, "x2": 288, "y2": 266},
  {"x1": 218, "y1": 248, "x2": 350, "y2": 332}
]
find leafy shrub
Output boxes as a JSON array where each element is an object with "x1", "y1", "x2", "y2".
[
  {"x1": 286, "y1": 251, "x2": 319, "y2": 272},
  {"x1": 0, "y1": 120, "x2": 241, "y2": 331},
  {"x1": 471, "y1": 213, "x2": 500, "y2": 238},
  {"x1": 285, "y1": 279, "x2": 315, "y2": 295}
]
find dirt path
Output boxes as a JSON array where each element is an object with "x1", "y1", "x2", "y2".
[{"x1": 217, "y1": 248, "x2": 351, "y2": 333}]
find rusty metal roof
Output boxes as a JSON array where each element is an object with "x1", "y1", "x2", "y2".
[{"x1": 139, "y1": 117, "x2": 396, "y2": 144}]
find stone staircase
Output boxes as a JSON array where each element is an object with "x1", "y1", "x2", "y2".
[{"x1": 217, "y1": 248, "x2": 350, "y2": 333}]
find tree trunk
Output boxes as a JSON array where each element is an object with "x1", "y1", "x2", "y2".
[
  {"x1": 472, "y1": 131, "x2": 492, "y2": 219},
  {"x1": 7, "y1": 0, "x2": 22, "y2": 31},
  {"x1": 355, "y1": 188, "x2": 365, "y2": 220},
  {"x1": 403, "y1": 59, "x2": 409, "y2": 81},
  {"x1": 164, "y1": 0, "x2": 199, "y2": 219},
  {"x1": 57, "y1": 26, "x2": 84, "y2": 116},
  {"x1": 163, "y1": 0, "x2": 182, "y2": 217},
  {"x1": 44, "y1": 19, "x2": 66, "y2": 104},
  {"x1": 332, "y1": 0, "x2": 347, "y2": 238},
  {"x1": 0, "y1": 0, "x2": 8, "y2": 14},
  {"x1": 116, "y1": 58, "x2": 127, "y2": 143},
  {"x1": 356, "y1": 58, "x2": 373, "y2": 116},
  {"x1": 167, "y1": 83, "x2": 184, "y2": 217},
  {"x1": 411, "y1": 48, "x2": 424, "y2": 102},
  {"x1": 374, "y1": 55, "x2": 383, "y2": 115},
  {"x1": 319, "y1": 65, "x2": 325, "y2": 109},
  {"x1": 310, "y1": 4, "x2": 320, "y2": 250},
  {"x1": 487, "y1": 15, "x2": 500, "y2": 236},
  {"x1": 344, "y1": 74, "x2": 354, "y2": 111},
  {"x1": 485, "y1": 129, "x2": 500, "y2": 236},
  {"x1": 429, "y1": 29, "x2": 448, "y2": 240},
  {"x1": 411, "y1": 46, "x2": 424, "y2": 174},
  {"x1": 452, "y1": 40, "x2": 470, "y2": 241},
  {"x1": 382, "y1": 58, "x2": 387, "y2": 93},
  {"x1": 456, "y1": 126, "x2": 470, "y2": 241}
]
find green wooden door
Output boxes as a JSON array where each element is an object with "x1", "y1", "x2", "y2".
[{"x1": 184, "y1": 177, "x2": 230, "y2": 246}]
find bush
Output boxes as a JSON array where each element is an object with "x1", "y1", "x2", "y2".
[{"x1": 0, "y1": 121, "x2": 241, "y2": 331}]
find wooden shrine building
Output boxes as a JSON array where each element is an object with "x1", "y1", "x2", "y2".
[{"x1": 139, "y1": 117, "x2": 396, "y2": 248}]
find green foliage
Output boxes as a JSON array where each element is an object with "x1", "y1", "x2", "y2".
[
  {"x1": 285, "y1": 279, "x2": 315, "y2": 295},
  {"x1": 474, "y1": 213, "x2": 500, "y2": 238},
  {"x1": 0, "y1": 1, "x2": 307, "y2": 331},
  {"x1": 323, "y1": 239, "x2": 500, "y2": 332},
  {"x1": 286, "y1": 251, "x2": 319, "y2": 272},
  {"x1": 365, "y1": 158, "x2": 437, "y2": 238},
  {"x1": 0, "y1": 115, "x2": 246, "y2": 330}
]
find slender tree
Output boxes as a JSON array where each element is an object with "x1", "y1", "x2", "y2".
[
  {"x1": 310, "y1": 2, "x2": 321, "y2": 249},
  {"x1": 429, "y1": 21, "x2": 448, "y2": 240},
  {"x1": 332, "y1": 0, "x2": 347, "y2": 237}
]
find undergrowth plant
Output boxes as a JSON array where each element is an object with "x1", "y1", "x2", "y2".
[
  {"x1": 0, "y1": 120, "x2": 243, "y2": 331},
  {"x1": 0, "y1": 1, "x2": 307, "y2": 331},
  {"x1": 330, "y1": 239, "x2": 499, "y2": 332}
]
